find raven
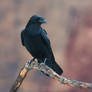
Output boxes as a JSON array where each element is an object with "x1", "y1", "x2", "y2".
[{"x1": 21, "y1": 15, "x2": 63, "y2": 75}]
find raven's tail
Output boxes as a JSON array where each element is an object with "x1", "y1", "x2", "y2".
[{"x1": 45, "y1": 59, "x2": 63, "y2": 75}]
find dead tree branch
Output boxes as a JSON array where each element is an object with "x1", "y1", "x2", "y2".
[
  {"x1": 9, "y1": 59, "x2": 36, "y2": 92},
  {"x1": 10, "y1": 59, "x2": 92, "y2": 92}
]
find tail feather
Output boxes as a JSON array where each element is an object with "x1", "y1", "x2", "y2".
[
  {"x1": 37, "y1": 54, "x2": 63, "y2": 75},
  {"x1": 46, "y1": 59, "x2": 63, "y2": 75}
]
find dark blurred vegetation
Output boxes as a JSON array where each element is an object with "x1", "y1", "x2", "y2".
[{"x1": 0, "y1": 0, "x2": 92, "y2": 92}]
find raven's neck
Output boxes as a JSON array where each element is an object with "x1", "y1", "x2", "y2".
[
  {"x1": 25, "y1": 23, "x2": 42, "y2": 35},
  {"x1": 26, "y1": 23, "x2": 41, "y2": 30}
]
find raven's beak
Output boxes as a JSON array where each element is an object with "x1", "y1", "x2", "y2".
[{"x1": 39, "y1": 18, "x2": 47, "y2": 23}]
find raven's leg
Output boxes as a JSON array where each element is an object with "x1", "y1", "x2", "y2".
[
  {"x1": 37, "y1": 58, "x2": 47, "y2": 64},
  {"x1": 40, "y1": 58, "x2": 50, "y2": 77},
  {"x1": 28, "y1": 57, "x2": 35, "y2": 64},
  {"x1": 43, "y1": 58, "x2": 47, "y2": 64}
]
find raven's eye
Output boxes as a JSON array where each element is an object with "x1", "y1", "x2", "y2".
[{"x1": 36, "y1": 18, "x2": 40, "y2": 21}]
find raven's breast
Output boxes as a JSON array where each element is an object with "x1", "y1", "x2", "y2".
[{"x1": 24, "y1": 34, "x2": 49, "y2": 59}]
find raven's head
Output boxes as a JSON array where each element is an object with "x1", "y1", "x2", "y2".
[{"x1": 27, "y1": 15, "x2": 47, "y2": 25}]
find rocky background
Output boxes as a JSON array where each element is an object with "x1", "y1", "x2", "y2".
[{"x1": 0, "y1": 0, "x2": 92, "y2": 92}]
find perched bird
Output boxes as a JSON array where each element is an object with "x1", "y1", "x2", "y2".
[{"x1": 21, "y1": 15, "x2": 63, "y2": 75}]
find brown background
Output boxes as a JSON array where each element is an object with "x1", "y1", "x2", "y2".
[{"x1": 0, "y1": 0, "x2": 92, "y2": 92}]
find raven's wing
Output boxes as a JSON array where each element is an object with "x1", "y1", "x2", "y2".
[
  {"x1": 40, "y1": 29, "x2": 51, "y2": 51},
  {"x1": 41, "y1": 29, "x2": 63, "y2": 75},
  {"x1": 40, "y1": 29, "x2": 55, "y2": 59},
  {"x1": 21, "y1": 30, "x2": 25, "y2": 46}
]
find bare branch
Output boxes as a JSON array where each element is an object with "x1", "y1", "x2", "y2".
[
  {"x1": 9, "y1": 59, "x2": 36, "y2": 92},
  {"x1": 35, "y1": 63, "x2": 92, "y2": 89},
  {"x1": 9, "y1": 60, "x2": 92, "y2": 92}
]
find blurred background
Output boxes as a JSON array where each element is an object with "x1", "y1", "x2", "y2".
[{"x1": 0, "y1": 0, "x2": 92, "y2": 92}]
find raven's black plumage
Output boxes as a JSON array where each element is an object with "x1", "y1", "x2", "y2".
[{"x1": 21, "y1": 15, "x2": 63, "y2": 75}]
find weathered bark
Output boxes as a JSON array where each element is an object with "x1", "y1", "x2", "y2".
[{"x1": 10, "y1": 59, "x2": 92, "y2": 92}]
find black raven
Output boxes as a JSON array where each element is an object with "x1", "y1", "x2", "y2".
[{"x1": 21, "y1": 15, "x2": 63, "y2": 75}]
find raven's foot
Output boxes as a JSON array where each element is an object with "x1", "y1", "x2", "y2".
[{"x1": 28, "y1": 57, "x2": 35, "y2": 64}]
